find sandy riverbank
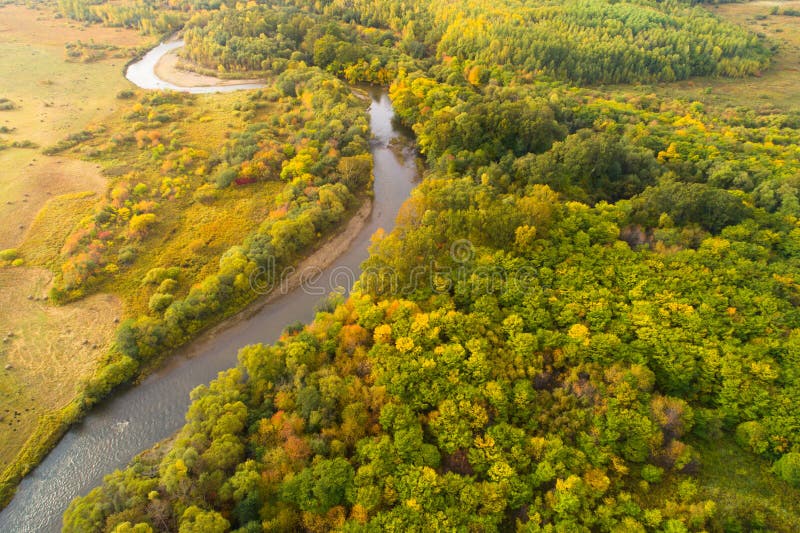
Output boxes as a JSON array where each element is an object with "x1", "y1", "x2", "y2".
[{"x1": 153, "y1": 49, "x2": 263, "y2": 88}]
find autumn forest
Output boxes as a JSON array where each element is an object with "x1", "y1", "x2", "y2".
[{"x1": 1, "y1": 0, "x2": 800, "y2": 531}]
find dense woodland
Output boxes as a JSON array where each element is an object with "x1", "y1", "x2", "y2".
[
  {"x1": 47, "y1": 0, "x2": 800, "y2": 531},
  {"x1": 56, "y1": 0, "x2": 771, "y2": 84}
]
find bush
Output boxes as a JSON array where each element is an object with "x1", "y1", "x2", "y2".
[
  {"x1": 118, "y1": 246, "x2": 137, "y2": 265},
  {"x1": 641, "y1": 464, "x2": 664, "y2": 483},
  {"x1": 0, "y1": 248, "x2": 19, "y2": 261},
  {"x1": 132, "y1": 183, "x2": 149, "y2": 196},
  {"x1": 149, "y1": 293, "x2": 174, "y2": 314},
  {"x1": 772, "y1": 453, "x2": 800, "y2": 487},
  {"x1": 193, "y1": 184, "x2": 219, "y2": 204},
  {"x1": 214, "y1": 167, "x2": 238, "y2": 189},
  {"x1": 84, "y1": 355, "x2": 139, "y2": 403},
  {"x1": 142, "y1": 266, "x2": 180, "y2": 285},
  {"x1": 117, "y1": 90, "x2": 135, "y2": 99},
  {"x1": 735, "y1": 421, "x2": 769, "y2": 455},
  {"x1": 128, "y1": 213, "x2": 157, "y2": 238},
  {"x1": 157, "y1": 278, "x2": 178, "y2": 294}
]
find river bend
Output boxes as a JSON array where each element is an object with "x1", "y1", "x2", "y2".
[{"x1": 0, "y1": 42, "x2": 417, "y2": 532}]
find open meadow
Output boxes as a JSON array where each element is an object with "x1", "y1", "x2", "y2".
[
  {"x1": 0, "y1": 267, "x2": 120, "y2": 466},
  {"x1": 607, "y1": 0, "x2": 800, "y2": 113},
  {"x1": 0, "y1": 4, "x2": 147, "y2": 470},
  {"x1": 0, "y1": 4, "x2": 149, "y2": 249}
]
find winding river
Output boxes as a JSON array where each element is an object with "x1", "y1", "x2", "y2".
[{"x1": 0, "y1": 42, "x2": 417, "y2": 532}]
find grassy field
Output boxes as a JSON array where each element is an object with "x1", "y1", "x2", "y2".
[
  {"x1": 0, "y1": 3, "x2": 290, "y2": 475},
  {"x1": 0, "y1": 4, "x2": 147, "y2": 470},
  {"x1": 0, "y1": 4, "x2": 150, "y2": 249},
  {"x1": 640, "y1": 435, "x2": 800, "y2": 531},
  {"x1": 51, "y1": 87, "x2": 288, "y2": 316},
  {"x1": 18, "y1": 191, "x2": 102, "y2": 267},
  {"x1": 607, "y1": 0, "x2": 800, "y2": 112},
  {"x1": 0, "y1": 268, "x2": 120, "y2": 468}
]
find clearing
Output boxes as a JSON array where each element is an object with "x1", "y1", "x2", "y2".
[
  {"x1": 609, "y1": 0, "x2": 800, "y2": 112},
  {"x1": 0, "y1": 268, "x2": 120, "y2": 468},
  {"x1": 0, "y1": 4, "x2": 149, "y2": 247}
]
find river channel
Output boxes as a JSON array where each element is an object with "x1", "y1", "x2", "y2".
[{"x1": 0, "y1": 41, "x2": 417, "y2": 532}]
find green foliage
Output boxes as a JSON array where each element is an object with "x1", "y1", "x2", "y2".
[
  {"x1": 772, "y1": 453, "x2": 800, "y2": 487},
  {"x1": 178, "y1": 506, "x2": 229, "y2": 532},
  {"x1": 515, "y1": 129, "x2": 659, "y2": 203},
  {"x1": 180, "y1": 5, "x2": 405, "y2": 83},
  {"x1": 281, "y1": 458, "x2": 355, "y2": 513},
  {"x1": 735, "y1": 421, "x2": 770, "y2": 455},
  {"x1": 432, "y1": 0, "x2": 770, "y2": 83},
  {"x1": 642, "y1": 464, "x2": 664, "y2": 483},
  {"x1": 56, "y1": 0, "x2": 800, "y2": 530},
  {"x1": 0, "y1": 248, "x2": 19, "y2": 261},
  {"x1": 148, "y1": 293, "x2": 173, "y2": 314}
]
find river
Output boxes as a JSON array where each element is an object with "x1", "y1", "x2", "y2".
[{"x1": 0, "y1": 42, "x2": 417, "y2": 532}]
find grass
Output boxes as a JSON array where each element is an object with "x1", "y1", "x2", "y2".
[
  {"x1": 692, "y1": 437, "x2": 800, "y2": 531},
  {"x1": 57, "y1": 88, "x2": 288, "y2": 316},
  {"x1": 0, "y1": 3, "x2": 146, "y2": 494},
  {"x1": 104, "y1": 180, "x2": 283, "y2": 316},
  {"x1": 0, "y1": 3, "x2": 315, "y2": 504},
  {"x1": 0, "y1": 8, "x2": 300, "y2": 500},
  {"x1": 0, "y1": 4, "x2": 150, "y2": 249},
  {"x1": 0, "y1": 268, "x2": 121, "y2": 469},
  {"x1": 0, "y1": 154, "x2": 107, "y2": 250},
  {"x1": 18, "y1": 191, "x2": 101, "y2": 267},
  {"x1": 636, "y1": 434, "x2": 800, "y2": 532},
  {"x1": 605, "y1": 0, "x2": 800, "y2": 113}
]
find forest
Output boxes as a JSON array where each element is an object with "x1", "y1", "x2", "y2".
[{"x1": 6, "y1": 0, "x2": 798, "y2": 530}]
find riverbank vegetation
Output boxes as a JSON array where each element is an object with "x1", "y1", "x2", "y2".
[
  {"x1": 0, "y1": 2, "x2": 150, "y2": 506},
  {"x1": 1, "y1": 68, "x2": 373, "y2": 514},
  {"x1": 59, "y1": 0, "x2": 800, "y2": 532},
  {"x1": 0, "y1": 2, "x2": 374, "y2": 511}
]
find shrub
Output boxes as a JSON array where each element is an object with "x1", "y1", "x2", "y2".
[
  {"x1": 193, "y1": 184, "x2": 219, "y2": 204},
  {"x1": 118, "y1": 246, "x2": 137, "y2": 265},
  {"x1": 735, "y1": 421, "x2": 769, "y2": 455},
  {"x1": 132, "y1": 183, "x2": 149, "y2": 196},
  {"x1": 141, "y1": 266, "x2": 180, "y2": 285},
  {"x1": 772, "y1": 453, "x2": 800, "y2": 487},
  {"x1": 149, "y1": 293, "x2": 174, "y2": 314},
  {"x1": 157, "y1": 278, "x2": 178, "y2": 294},
  {"x1": 214, "y1": 167, "x2": 238, "y2": 189},
  {"x1": 128, "y1": 213, "x2": 157, "y2": 239},
  {"x1": 641, "y1": 464, "x2": 664, "y2": 483},
  {"x1": 0, "y1": 248, "x2": 19, "y2": 261}
]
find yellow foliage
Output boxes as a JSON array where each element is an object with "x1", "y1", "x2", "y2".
[{"x1": 373, "y1": 324, "x2": 392, "y2": 344}]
